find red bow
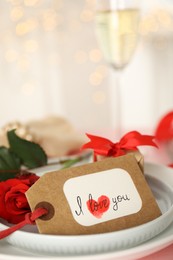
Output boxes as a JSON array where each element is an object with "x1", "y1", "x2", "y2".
[{"x1": 82, "y1": 131, "x2": 157, "y2": 160}]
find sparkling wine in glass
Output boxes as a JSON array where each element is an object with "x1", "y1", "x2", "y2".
[{"x1": 95, "y1": 0, "x2": 140, "y2": 135}]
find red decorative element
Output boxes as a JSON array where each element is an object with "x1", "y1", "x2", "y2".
[
  {"x1": 87, "y1": 195, "x2": 110, "y2": 218},
  {"x1": 82, "y1": 131, "x2": 157, "y2": 160},
  {"x1": 0, "y1": 207, "x2": 48, "y2": 240},
  {"x1": 0, "y1": 174, "x2": 39, "y2": 224},
  {"x1": 155, "y1": 111, "x2": 173, "y2": 142}
]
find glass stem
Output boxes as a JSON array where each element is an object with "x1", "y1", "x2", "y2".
[{"x1": 109, "y1": 69, "x2": 122, "y2": 138}]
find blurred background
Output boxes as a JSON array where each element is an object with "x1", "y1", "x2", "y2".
[{"x1": 0, "y1": 0, "x2": 172, "y2": 134}]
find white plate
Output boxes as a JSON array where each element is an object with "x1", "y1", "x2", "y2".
[
  {"x1": 0, "y1": 163, "x2": 173, "y2": 260},
  {"x1": 31, "y1": 151, "x2": 92, "y2": 176}
]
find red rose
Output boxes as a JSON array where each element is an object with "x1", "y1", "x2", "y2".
[{"x1": 0, "y1": 174, "x2": 39, "y2": 224}]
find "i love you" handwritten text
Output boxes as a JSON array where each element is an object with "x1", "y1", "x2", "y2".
[{"x1": 75, "y1": 193, "x2": 130, "y2": 219}]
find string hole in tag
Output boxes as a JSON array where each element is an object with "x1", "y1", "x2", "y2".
[{"x1": 35, "y1": 201, "x2": 55, "y2": 221}]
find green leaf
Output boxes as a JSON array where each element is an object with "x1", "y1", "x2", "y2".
[
  {"x1": 0, "y1": 146, "x2": 21, "y2": 181},
  {"x1": 0, "y1": 146, "x2": 21, "y2": 169},
  {"x1": 7, "y1": 130, "x2": 48, "y2": 168},
  {"x1": 0, "y1": 167, "x2": 20, "y2": 181}
]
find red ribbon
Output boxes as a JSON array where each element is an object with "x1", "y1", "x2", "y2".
[
  {"x1": 82, "y1": 131, "x2": 157, "y2": 161},
  {"x1": 0, "y1": 207, "x2": 48, "y2": 240}
]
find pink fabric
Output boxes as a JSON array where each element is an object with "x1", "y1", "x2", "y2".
[{"x1": 141, "y1": 244, "x2": 173, "y2": 259}]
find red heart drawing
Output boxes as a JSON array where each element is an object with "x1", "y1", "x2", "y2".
[{"x1": 86, "y1": 195, "x2": 110, "y2": 219}]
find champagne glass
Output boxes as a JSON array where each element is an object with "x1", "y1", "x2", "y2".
[{"x1": 95, "y1": 0, "x2": 140, "y2": 136}]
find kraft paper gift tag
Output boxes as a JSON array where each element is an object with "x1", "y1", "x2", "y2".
[{"x1": 26, "y1": 154, "x2": 161, "y2": 235}]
